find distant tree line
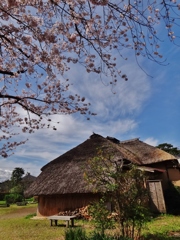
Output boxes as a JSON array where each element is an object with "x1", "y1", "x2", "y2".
[{"x1": 156, "y1": 143, "x2": 180, "y2": 157}]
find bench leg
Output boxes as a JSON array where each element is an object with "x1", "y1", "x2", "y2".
[
  {"x1": 66, "y1": 220, "x2": 70, "y2": 228},
  {"x1": 50, "y1": 220, "x2": 58, "y2": 226},
  {"x1": 71, "y1": 219, "x2": 74, "y2": 227}
]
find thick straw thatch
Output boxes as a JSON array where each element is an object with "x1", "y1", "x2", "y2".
[
  {"x1": 119, "y1": 138, "x2": 176, "y2": 165},
  {"x1": 25, "y1": 133, "x2": 176, "y2": 197}
]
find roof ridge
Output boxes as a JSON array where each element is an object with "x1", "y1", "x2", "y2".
[
  {"x1": 121, "y1": 138, "x2": 140, "y2": 143},
  {"x1": 106, "y1": 136, "x2": 120, "y2": 144}
]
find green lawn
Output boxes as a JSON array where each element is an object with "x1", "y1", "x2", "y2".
[
  {"x1": 1, "y1": 205, "x2": 180, "y2": 240},
  {"x1": 143, "y1": 215, "x2": 180, "y2": 240},
  {"x1": 0, "y1": 204, "x2": 88, "y2": 240},
  {"x1": 0, "y1": 217, "x2": 65, "y2": 240}
]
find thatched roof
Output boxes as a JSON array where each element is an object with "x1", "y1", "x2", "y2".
[
  {"x1": 22, "y1": 173, "x2": 36, "y2": 182},
  {"x1": 25, "y1": 133, "x2": 176, "y2": 197},
  {"x1": 119, "y1": 138, "x2": 176, "y2": 165}
]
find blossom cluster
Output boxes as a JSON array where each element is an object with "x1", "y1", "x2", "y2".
[{"x1": 0, "y1": 0, "x2": 180, "y2": 157}]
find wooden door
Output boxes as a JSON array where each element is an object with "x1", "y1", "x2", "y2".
[{"x1": 147, "y1": 180, "x2": 166, "y2": 213}]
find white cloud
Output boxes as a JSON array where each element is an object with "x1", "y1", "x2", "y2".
[
  {"x1": 0, "y1": 157, "x2": 41, "y2": 181},
  {"x1": 144, "y1": 137, "x2": 159, "y2": 147},
  {"x1": 0, "y1": 112, "x2": 138, "y2": 180},
  {"x1": 67, "y1": 59, "x2": 151, "y2": 119},
  {"x1": 0, "y1": 169, "x2": 12, "y2": 182}
]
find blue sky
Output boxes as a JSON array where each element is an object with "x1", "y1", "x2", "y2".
[{"x1": 0, "y1": 25, "x2": 180, "y2": 182}]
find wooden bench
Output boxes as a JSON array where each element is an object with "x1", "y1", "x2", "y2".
[{"x1": 47, "y1": 215, "x2": 76, "y2": 227}]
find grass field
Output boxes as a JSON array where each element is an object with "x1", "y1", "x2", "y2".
[
  {"x1": 143, "y1": 215, "x2": 180, "y2": 240},
  {"x1": 1, "y1": 204, "x2": 180, "y2": 240},
  {"x1": 0, "y1": 204, "x2": 65, "y2": 240},
  {"x1": 0, "y1": 203, "x2": 92, "y2": 240}
]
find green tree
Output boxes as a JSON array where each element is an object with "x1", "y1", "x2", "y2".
[
  {"x1": 85, "y1": 149, "x2": 150, "y2": 240},
  {"x1": 156, "y1": 143, "x2": 180, "y2": 156},
  {"x1": 9, "y1": 168, "x2": 25, "y2": 201},
  {"x1": 11, "y1": 168, "x2": 25, "y2": 187},
  {"x1": 10, "y1": 185, "x2": 24, "y2": 194}
]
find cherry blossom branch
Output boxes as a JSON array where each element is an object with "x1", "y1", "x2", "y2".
[
  {"x1": 0, "y1": 34, "x2": 30, "y2": 58},
  {"x1": 0, "y1": 0, "x2": 179, "y2": 157}
]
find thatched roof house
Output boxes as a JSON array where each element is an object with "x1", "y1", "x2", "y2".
[
  {"x1": 21, "y1": 173, "x2": 36, "y2": 191},
  {"x1": 25, "y1": 133, "x2": 178, "y2": 216}
]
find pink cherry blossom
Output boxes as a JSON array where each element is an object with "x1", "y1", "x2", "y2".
[{"x1": 0, "y1": 0, "x2": 179, "y2": 157}]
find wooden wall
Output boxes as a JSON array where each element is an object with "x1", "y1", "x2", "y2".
[
  {"x1": 168, "y1": 168, "x2": 180, "y2": 181},
  {"x1": 37, "y1": 193, "x2": 100, "y2": 217},
  {"x1": 149, "y1": 161, "x2": 180, "y2": 189}
]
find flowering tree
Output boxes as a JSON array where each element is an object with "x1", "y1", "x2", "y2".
[{"x1": 0, "y1": 0, "x2": 180, "y2": 157}]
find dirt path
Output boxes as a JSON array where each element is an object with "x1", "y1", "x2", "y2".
[{"x1": 0, "y1": 206, "x2": 37, "y2": 219}]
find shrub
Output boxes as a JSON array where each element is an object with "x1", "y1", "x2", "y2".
[
  {"x1": 64, "y1": 229, "x2": 131, "y2": 240},
  {"x1": 25, "y1": 213, "x2": 36, "y2": 219},
  {"x1": 16, "y1": 201, "x2": 27, "y2": 206},
  {"x1": 65, "y1": 227, "x2": 87, "y2": 240},
  {"x1": 4, "y1": 193, "x2": 23, "y2": 204},
  {"x1": 89, "y1": 232, "x2": 132, "y2": 240},
  {"x1": 88, "y1": 198, "x2": 115, "y2": 236},
  {"x1": 25, "y1": 197, "x2": 35, "y2": 203}
]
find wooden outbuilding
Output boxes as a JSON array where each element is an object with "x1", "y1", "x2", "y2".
[{"x1": 25, "y1": 133, "x2": 179, "y2": 217}]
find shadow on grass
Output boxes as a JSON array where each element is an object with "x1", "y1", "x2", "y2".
[
  {"x1": 144, "y1": 233, "x2": 180, "y2": 240},
  {"x1": 164, "y1": 183, "x2": 180, "y2": 216},
  {"x1": 50, "y1": 224, "x2": 84, "y2": 228}
]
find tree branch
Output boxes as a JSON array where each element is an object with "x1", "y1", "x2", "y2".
[
  {"x1": 0, "y1": 34, "x2": 30, "y2": 59},
  {"x1": 0, "y1": 69, "x2": 27, "y2": 76}
]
